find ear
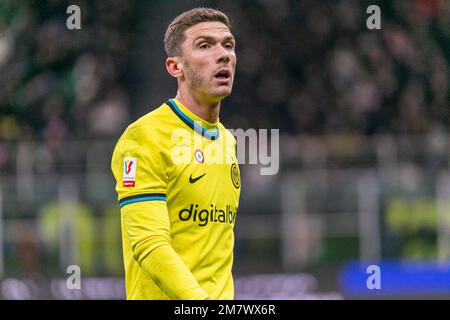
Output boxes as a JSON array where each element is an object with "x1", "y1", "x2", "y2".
[{"x1": 166, "y1": 57, "x2": 183, "y2": 79}]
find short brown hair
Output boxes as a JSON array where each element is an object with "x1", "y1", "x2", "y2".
[{"x1": 164, "y1": 7, "x2": 231, "y2": 57}]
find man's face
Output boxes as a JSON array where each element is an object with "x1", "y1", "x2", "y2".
[{"x1": 179, "y1": 21, "x2": 236, "y2": 103}]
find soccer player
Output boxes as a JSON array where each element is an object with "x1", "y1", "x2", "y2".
[{"x1": 111, "y1": 8, "x2": 240, "y2": 300}]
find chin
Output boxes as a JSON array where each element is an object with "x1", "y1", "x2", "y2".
[{"x1": 214, "y1": 87, "x2": 233, "y2": 98}]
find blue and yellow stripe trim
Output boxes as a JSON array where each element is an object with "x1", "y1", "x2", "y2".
[
  {"x1": 166, "y1": 99, "x2": 219, "y2": 140},
  {"x1": 119, "y1": 193, "x2": 166, "y2": 208}
]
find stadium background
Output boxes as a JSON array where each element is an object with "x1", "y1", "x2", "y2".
[{"x1": 0, "y1": 0, "x2": 449, "y2": 299}]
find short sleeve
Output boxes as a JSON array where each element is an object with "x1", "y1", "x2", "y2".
[{"x1": 111, "y1": 126, "x2": 168, "y2": 208}]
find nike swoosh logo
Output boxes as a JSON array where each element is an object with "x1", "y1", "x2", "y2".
[{"x1": 189, "y1": 173, "x2": 207, "y2": 184}]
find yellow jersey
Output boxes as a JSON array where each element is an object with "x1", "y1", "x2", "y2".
[{"x1": 111, "y1": 98, "x2": 240, "y2": 300}]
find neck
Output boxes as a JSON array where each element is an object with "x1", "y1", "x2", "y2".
[{"x1": 176, "y1": 90, "x2": 220, "y2": 124}]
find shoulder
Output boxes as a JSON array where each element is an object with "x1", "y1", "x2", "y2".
[
  {"x1": 113, "y1": 102, "x2": 174, "y2": 153},
  {"x1": 219, "y1": 123, "x2": 237, "y2": 144},
  {"x1": 128, "y1": 102, "x2": 172, "y2": 135}
]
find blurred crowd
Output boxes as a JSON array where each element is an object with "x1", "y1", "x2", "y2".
[
  {"x1": 0, "y1": 1, "x2": 134, "y2": 144},
  {"x1": 0, "y1": 0, "x2": 449, "y2": 146},
  {"x1": 223, "y1": 0, "x2": 449, "y2": 135}
]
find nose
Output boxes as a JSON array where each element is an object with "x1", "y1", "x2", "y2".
[{"x1": 217, "y1": 45, "x2": 231, "y2": 64}]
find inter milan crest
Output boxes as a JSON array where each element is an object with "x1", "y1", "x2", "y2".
[{"x1": 230, "y1": 163, "x2": 240, "y2": 189}]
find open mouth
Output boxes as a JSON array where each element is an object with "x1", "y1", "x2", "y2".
[{"x1": 214, "y1": 69, "x2": 231, "y2": 80}]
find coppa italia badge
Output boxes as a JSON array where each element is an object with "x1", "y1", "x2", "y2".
[{"x1": 123, "y1": 157, "x2": 137, "y2": 187}]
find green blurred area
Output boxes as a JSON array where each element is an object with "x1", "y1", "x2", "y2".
[{"x1": 3, "y1": 199, "x2": 123, "y2": 277}]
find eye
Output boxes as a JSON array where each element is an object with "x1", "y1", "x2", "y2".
[
  {"x1": 199, "y1": 43, "x2": 210, "y2": 49},
  {"x1": 224, "y1": 42, "x2": 235, "y2": 50}
]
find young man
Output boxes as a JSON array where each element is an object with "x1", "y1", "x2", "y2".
[{"x1": 111, "y1": 8, "x2": 240, "y2": 300}]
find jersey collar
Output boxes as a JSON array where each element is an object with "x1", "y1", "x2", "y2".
[{"x1": 166, "y1": 98, "x2": 220, "y2": 141}]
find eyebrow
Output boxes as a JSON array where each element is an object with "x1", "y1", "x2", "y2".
[{"x1": 193, "y1": 35, "x2": 235, "y2": 43}]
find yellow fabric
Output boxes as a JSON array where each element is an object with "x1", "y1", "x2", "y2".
[{"x1": 111, "y1": 99, "x2": 240, "y2": 300}]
